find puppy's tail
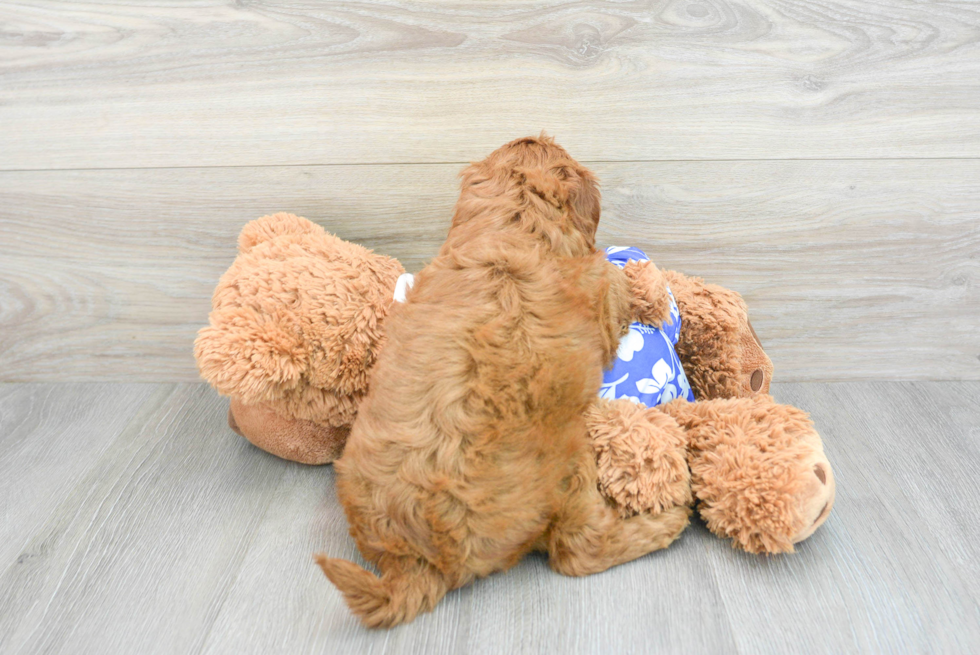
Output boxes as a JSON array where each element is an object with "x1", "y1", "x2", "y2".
[{"x1": 314, "y1": 554, "x2": 449, "y2": 628}]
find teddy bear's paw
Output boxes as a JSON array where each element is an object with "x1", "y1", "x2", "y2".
[
  {"x1": 587, "y1": 399, "x2": 693, "y2": 517},
  {"x1": 623, "y1": 260, "x2": 672, "y2": 327}
]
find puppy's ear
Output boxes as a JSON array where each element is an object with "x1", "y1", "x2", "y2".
[
  {"x1": 565, "y1": 165, "x2": 601, "y2": 240},
  {"x1": 519, "y1": 163, "x2": 600, "y2": 243},
  {"x1": 451, "y1": 162, "x2": 491, "y2": 231},
  {"x1": 458, "y1": 161, "x2": 489, "y2": 190}
]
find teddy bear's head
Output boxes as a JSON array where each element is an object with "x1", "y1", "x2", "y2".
[
  {"x1": 664, "y1": 271, "x2": 774, "y2": 400},
  {"x1": 194, "y1": 213, "x2": 404, "y2": 462},
  {"x1": 667, "y1": 394, "x2": 835, "y2": 553}
]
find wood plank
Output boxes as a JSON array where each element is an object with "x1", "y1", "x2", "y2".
[
  {"x1": 0, "y1": 384, "x2": 288, "y2": 654},
  {"x1": 600, "y1": 161, "x2": 980, "y2": 382},
  {"x1": 0, "y1": 382, "x2": 978, "y2": 652},
  {"x1": 198, "y1": 470, "x2": 738, "y2": 654},
  {"x1": 0, "y1": 383, "x2": 159, "y2": 570},
  {"x1": 2, "y1": 159, "x2": 977, "y2": 382},
  {"x1": 1, "y1": 0, "x2": 979, "y2": 169}
]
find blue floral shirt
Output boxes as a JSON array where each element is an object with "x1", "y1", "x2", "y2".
[{"x1": 600, "y1": 247, "x2": 695, "y2": 406}]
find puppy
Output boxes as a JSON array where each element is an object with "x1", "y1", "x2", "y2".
[{"x1": 316, "y1": 135, "x2": 689, "y2": 627}]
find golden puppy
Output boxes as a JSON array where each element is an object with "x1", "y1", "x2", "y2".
[{"x1": 316, "y1": 136, "x2": 689, "y2": 627}]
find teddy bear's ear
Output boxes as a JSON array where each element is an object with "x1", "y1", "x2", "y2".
[
  {"x1": 194, "y1": 305, "x2": 308, "y2": 405},
  {"x1": 238, "y1": 212, "x2": 324, "y2": 255}
]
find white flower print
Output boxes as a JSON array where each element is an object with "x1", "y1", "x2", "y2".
[
  {"x1": 676, "y1": 364, "x2": 692, "y2": 401},
  {"x1": 666, "y1": 287, "x2": 680, "y2": 328},
  {"x1": 634, "y1": 358, "x2": 675, "y2": 395},
  {"x1": 616, "y1": 328, "x2": 645, "y2": 362},
  {"x1": 599, "y1": 372, "x2": 630, "y2": 400},
  {"x1": 605, "y1": 246, "x2": 642, "y2": 256}
]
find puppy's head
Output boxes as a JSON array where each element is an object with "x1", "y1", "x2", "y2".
[{"x1": 450, "y1": 135, "x2": 601, "y2": 257}]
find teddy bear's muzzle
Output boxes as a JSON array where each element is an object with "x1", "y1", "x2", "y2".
[
  {"x1": 227, "y1": 406, "x2": 244, "y2": 436},
  {"x1": 792, "y1": 457, "x2": 836, "y2": 544}
]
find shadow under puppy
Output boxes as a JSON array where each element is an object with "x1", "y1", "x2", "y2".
[{"x1": 316, "y1": 136, "x2": 690, "y2": 627}]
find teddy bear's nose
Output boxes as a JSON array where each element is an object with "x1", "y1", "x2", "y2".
[{"x1": 750, "y1": 368, "x2": 765, "y2": 392}]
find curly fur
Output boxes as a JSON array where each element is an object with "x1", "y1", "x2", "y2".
[
  {"x1": 623, "y1": 260, "x2": 673, "y2": 327},
  {"x1": 318, "y1": 136, "x2": 690, "y2": 628},
  {"x1": 195, "y1": 212, "x2": 404, "y2": 427}
]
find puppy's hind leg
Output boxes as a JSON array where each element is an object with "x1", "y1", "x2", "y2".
[
  {"x1": 315, "y1": 553, "x2": 449, "y2": 628},
  {"x1": 547, "y1": 447, "x2": 690, "y2": 577}
]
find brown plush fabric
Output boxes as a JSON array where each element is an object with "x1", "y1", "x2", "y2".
[
  {"x1": 228, "y1": 398, "x2": 349, "y2": 465},
  {"x1": 195, "y1": 213, "x2": 404, "y2": 430},
  {"x1": 586, "y1": 398, "x2": 692, "y2": 517},
  {"x1": 739, "y1": 320, "x2": 773, "y2": 395},
  {"x1": 664, "y1": 270, "x2": 773, "y2": 400},
  {"x1": 662, "y1": 395, "x2": 835, "y2": 554}
]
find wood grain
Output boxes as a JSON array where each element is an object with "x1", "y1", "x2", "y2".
[
  {"x1": 0, "y1": 384, "x2": 288, "y2": 654},
  {"x1": 1, "y1": 160, "x2": 978, "y2": 382},
  {"x1": 199, "y1": 477, "x2": 739, "y2": 655},
  {"x1": 1, "y1": 0, "x2": 979, "y2": 169},
  {"x1": 1, "y1": 381, "x2": 978, "y2": 653},
  {"x1": 0, "y1": 383, "x2": 159, "y2": 569}
]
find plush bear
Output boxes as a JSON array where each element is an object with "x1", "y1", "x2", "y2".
[
  {"x1": 195, "y1": 213, "x2": 403, "y2": 465},
  {"x1": 195, "y1": 212, "x2": 834, "y2": 553}
]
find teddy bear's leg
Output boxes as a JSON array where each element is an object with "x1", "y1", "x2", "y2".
[
  {"x1": 228, "y1": 398, "x2": 349, "y2": 465},
  {"x1": 546, "y1": 429, "x2": 691, "y2": 577},
  {"x1": 663, "y1": 270, "x2": 773, "y2": 400},
  {"x1": 662, "y1": 396, "x2": 835, "y2": 554},
  {"x1": 585, "y1": 398, "x2": 693, "y2": 516}
]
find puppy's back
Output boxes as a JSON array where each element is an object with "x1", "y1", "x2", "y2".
[{"x1": 338, "y1": 236, "x2": 609, "y2": 576}]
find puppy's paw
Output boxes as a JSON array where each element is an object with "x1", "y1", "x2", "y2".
[{"x1": 623, "y1": 260, "x2": 672, "y2": 327}]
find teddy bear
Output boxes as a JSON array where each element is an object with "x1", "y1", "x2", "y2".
[{"x1": 195, "y1": 212, "x2": 834, "y2": 554}]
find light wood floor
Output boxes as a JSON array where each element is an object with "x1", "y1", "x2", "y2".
[{"x1": 1, "y1": 381, "x2": 978, "y2": 654}]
